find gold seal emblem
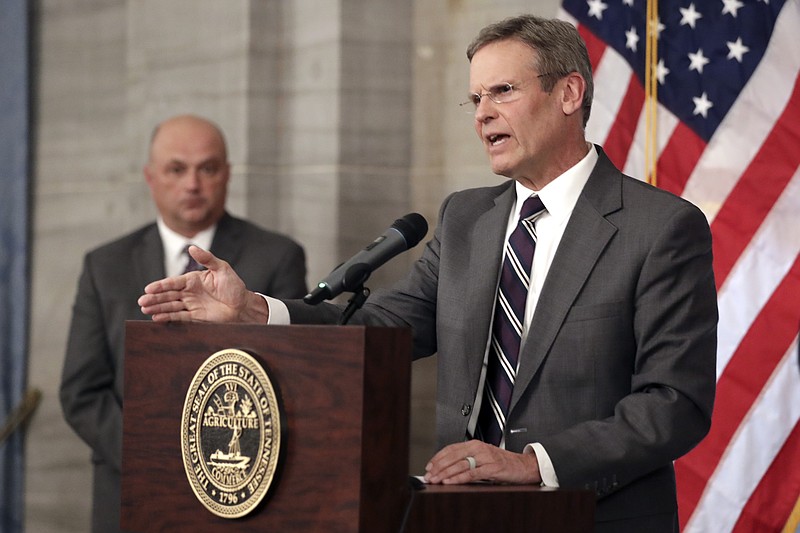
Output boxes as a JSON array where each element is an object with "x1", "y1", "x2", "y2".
[{"x1": 180, "y1": 349, "x2": 282, "y2": 518}]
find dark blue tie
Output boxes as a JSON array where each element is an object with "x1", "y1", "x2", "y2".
[{"x1": 477, "y1": 195, "x2": 546, "y2": 446}]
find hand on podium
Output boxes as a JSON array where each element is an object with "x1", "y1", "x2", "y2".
[
  {"x1": 138, "y1": 245, "x2": 269, "y2": 324},
  {"x1": 423, "y1": 439, "x2": 542, "y2": 485}
]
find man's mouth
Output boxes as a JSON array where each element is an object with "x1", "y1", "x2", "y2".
[
  {"x1": 182, "y1": 199, "x2": 205, "y2": 210},
  {"x1": 488, "y1": 134, "x2": 509, "y2": 146}
]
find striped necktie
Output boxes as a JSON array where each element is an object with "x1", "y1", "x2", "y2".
[
  {"x1": 182, "y1": 245, "x2": 203, "y2": 274},
  {"x1": 477, "y1": 194, "x2": 546, "y2": 446}
]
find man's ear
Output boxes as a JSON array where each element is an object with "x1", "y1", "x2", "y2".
[
  {"x1": 561, "y1": 72, "x2": 586, "y2": 118},
  {"x1": 143, "y1": 164, "x2": 156, "y2": 189}
]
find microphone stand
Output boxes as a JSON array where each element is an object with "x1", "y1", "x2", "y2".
[{"x1": 338, "y1": 285, "x2": 370, "y2": 325}]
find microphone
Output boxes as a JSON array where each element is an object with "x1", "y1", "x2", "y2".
[{"x1": 304, "y1": 213, "x2": 428, "y2": 305}]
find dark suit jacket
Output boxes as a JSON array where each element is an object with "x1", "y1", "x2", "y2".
[
  {"x1": 285, "y1": 148, "x2": 717, "y2": 531},
  {"x1": 60, "y1": 213, "x2": 306, "y2": 532}
]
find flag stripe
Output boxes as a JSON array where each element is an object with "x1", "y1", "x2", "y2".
[
  {"x1": 601, "y1": 75, "x2": 645, "y2": 170},
  {"x1": 622, "y1": 97, "x2": 679, "y2": 182},
  {"x1": 652, "y1": 121, "x2": 706, "y2": 196},
  {"x1": 732, "y1": 422, "x2": 800, "y2": 533},
  {"x1": 576, "y1": 18, "x2": 606, "y2": 73},
  {"x1": 677, "y1": 254, "x2": 800, "y2": 527},
  {"x1": 585, "y1": 40, "x2": 632, "y2": 145},
  {"x1": 683, "y1": 339, "x2": 800, "y2": 532},
  {"x1": 715, "y1": 167, "x2": 800, "y2": 378},
  {"x1": 709, "y1": 74, "x2": 800, "y2": 288}
]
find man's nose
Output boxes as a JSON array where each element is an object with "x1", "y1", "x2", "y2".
[
  {"x1": 184, "y1": 169, "x2": 202, "y2": 188},
  {"x1": 474, "y1": 97, "x2": 497, "y2": 122}
]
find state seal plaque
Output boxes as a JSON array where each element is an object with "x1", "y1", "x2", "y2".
[{"x1": 180, "y1": 348, "x2": 282, "y2": 518}]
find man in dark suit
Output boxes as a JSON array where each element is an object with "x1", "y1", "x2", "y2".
[
  {"x1": 59, "y1": 114, "x2": 307, "y2": 532},
  {"x1": 138, "y1": 16, "x2": 717, "y2": 532}
]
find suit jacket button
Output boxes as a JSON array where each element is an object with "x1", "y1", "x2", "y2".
[{"x1": 461, "y1": 404, "x2": 471, "y2": 416}]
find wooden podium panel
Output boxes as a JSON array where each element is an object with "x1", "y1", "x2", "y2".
[
  {"x1": 121, "y1": 322, "x2": 412, "y2": 532},
  {"x1": 406, "y1": 484, "x2": 595, "y2": 532}
]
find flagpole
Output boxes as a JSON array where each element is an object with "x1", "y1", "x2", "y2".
[
  {"x1": 645, "y1": 0, "x2": 658, "y2": 186},
  {"x1": 783, "y1": 493, "x2": 800, "y2": 533}
]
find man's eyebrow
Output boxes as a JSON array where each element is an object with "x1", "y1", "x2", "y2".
[{"x1": 197, "y1": 157, "x2": 223, "y2": 167}]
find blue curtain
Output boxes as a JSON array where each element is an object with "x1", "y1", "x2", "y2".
[{"x1": 0, "y1": 1, "x2": 30, "y2": 531}]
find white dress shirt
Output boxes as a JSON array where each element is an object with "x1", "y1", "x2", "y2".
[{"x1": 156, "y1": 218, "x2": 216, "y2": 277}]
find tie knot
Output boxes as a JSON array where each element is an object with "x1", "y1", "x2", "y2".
[{"x1": 519, "y1": 195, "x2": 546, "y2": 221}]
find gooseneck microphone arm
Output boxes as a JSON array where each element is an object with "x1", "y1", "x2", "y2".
[{"x1": 338, "y1": 287, "x2": 370, "y2": 325}]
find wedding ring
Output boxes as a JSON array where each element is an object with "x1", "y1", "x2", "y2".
[{"x1": 465, "y1": 456, "x2": 477, "y2": 470}]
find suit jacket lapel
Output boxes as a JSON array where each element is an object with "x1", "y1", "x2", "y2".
[
  {"x1": 511, "y1": 149, "x2": 623, "y2": 408},
  {"x1": 209, "y1": 212, "x2": 241, "y2": 263},
  {"x1": 131, "y1": 224, "x2": 166, "y2": 304},
  {"x1": 463, "y1": 184, "x2": 516, "y2": 386},
  {"x1": 135, "y1": 224, "x2": 165, "y2": 284}
]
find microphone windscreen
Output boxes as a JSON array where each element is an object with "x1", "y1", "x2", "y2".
[{"x1": 391, "y1": 213, "x2": 428, "y2": 249}]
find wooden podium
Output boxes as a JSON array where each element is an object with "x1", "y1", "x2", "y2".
[{"x1": 121, "y1": 321, "x2": 594, "y2": 532}]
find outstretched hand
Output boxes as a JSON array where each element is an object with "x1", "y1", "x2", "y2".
[
  {"x1": 138, "y1": 246, "x2": 269, "y2": 324},
  {"x1": 423, "y1": 439, "x2": 542, "y2": 485}
]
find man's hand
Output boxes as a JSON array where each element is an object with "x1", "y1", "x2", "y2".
[
  {"x1": 423, "y1": 439, "x2": 542, "y2": 485},
  {"x1": 138, "y1": 246, "x2": 269, "y2": 324}
]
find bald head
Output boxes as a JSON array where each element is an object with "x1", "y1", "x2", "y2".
[
  {"x1": 144, "y1": 115, "x2": 231, "y2": 237},
  {"x1": 148, "y1": 115, "x2": 228, "y2": 163}
]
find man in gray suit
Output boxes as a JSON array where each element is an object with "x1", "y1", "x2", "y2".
[
  {"x1": 138, "y1": 16, "x2": 717, "y2": 532},
  {"x1": 60, "y1": 114, "x2": 307, "y2": 532}
]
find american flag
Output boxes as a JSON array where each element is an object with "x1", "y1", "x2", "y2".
[{"x1": 558, "y1": 0, "x2": 800, "y2": 531}]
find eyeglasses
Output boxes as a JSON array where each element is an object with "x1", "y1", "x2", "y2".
[
  {"x1": 460, "y1": 83, "x2": 518, "y2": 110},
  {"x1": 460, "y1": 73, "x2": 565, "y2": 111}
]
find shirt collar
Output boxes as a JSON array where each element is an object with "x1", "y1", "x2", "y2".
[
  {"x1": 156, "y1": 218, "x2": 217, "y2": 264},
  {"x1": 514, "y1": 144, "x2": 598, "y2": 222}
]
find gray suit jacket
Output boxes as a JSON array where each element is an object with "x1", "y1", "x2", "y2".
[
  {"x1": 286, "y1": 148, "x2": 717, "y2": 530},
  {"x1": 60, "y1": 213, "x2": 306, "y2": 532}
]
